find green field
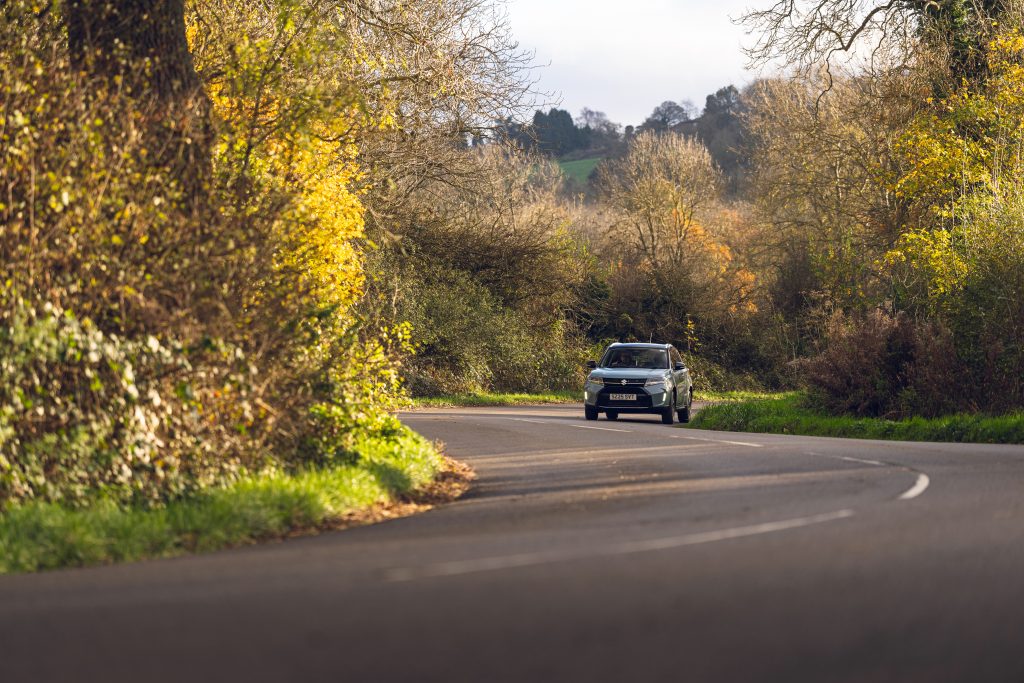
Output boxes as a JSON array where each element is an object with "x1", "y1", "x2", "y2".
[{"x1": 559, "y1": 157, "x2": 602, "y2": 184}]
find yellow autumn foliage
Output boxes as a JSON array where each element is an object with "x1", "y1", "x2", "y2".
[
  {"x1": 894, "y1": 29, "x2": 1024, "y2": 214},
  {"x1": 186, "y1": 1, "x2": 411, "y2": 447},
  {"x1": 190, "y1": 3, "x2": 371, "y2": 321},
  {"x1": 888, "y1": 28, "x2": 1024, "y2": 309}
]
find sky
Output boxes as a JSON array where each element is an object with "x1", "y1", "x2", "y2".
[{"x1": 506, "y1": 0, "x2": 760, "y2": 127}]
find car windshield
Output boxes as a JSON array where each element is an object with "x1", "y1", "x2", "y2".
[{"x1": 601, "y1": 348, "x2": 668, "y2": 370}]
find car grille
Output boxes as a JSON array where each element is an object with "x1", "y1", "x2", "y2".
[{"x1": 599, "y1": 378, "x2": 646, "y2": 386}]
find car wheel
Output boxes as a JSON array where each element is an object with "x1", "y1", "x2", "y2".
[
  {"x1": 661, "y1": 404, "x2": 674, "y2": 425},
  {"x1": 606, "y1": 410, "x2": 619, "y2": 421},
  {"x1": 585, "y1": 405, "x2": 598, "y2": 421},
  {"x1": 677, "y1": 403, "x2": 690, "y2": 423}
]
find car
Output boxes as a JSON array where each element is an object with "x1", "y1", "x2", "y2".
[{"x1": 583, "y1": 342, "x2": 693, "y2": 424}]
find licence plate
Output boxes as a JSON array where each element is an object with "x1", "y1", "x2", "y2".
[{"x1": 609, "y1": 393, "x2": 636, "y2": 401}]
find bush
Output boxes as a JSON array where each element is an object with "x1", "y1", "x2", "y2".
[
  {"x1": 390, "y1": 266, "x2": 587, "y2": 396},
  {"x1": 799, "y1": 310, "x2": 962, "y2": 418},
  {"x1": 0, "y1": 299, "x2": 253, "y2": 507}
]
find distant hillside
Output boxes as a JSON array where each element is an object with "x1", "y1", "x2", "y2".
[{"x1": 559, "y1": 157, "x2": 602, "y2": 184}]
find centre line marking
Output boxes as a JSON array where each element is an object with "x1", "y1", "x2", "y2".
[
  {"x1": 669, "y1": 435, "x2": 763, "y2": 448},
  {"x1": 809, "y1": 452, "x2": 888, "y2": 467},
  {"x1": 898, "y1": 473, "x2": 930, "y2": 501},
  {"x1": 510, "y1": 418, "x2": 633, "y2": 433},
  {"x1": 385, "y1": 509, "x2": 855, "y2": 582},
  {"x1": 571, "y1": 424, "x2": 633, "y2": 433}
]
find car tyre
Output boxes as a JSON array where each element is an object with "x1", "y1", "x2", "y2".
[
  {"x1": 606, "y1": 410, "x2": 619, "y2": 421},
  {"x1": 661, "y1": 404, "x2": 674, "y2": 425},
  {"x1": 677, "y1": 391, "x2": 691, "y2": 423},
  {"x1": 585, "y1": 405, "x2": 599, "y2": 421}
]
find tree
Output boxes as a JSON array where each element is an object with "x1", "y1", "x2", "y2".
[
  {"x1": 66, "y1": 0, "x2": 200, "y2": 99},
  {"x1": 696, "y1": 85, "x2": 748, "y2": 192},
  {"x1": 883, "y1": 30, "x2": 1024, "y2": 408},
  {"x1": 595, "y1": 132, "x2": 755, "y2": 343},
  {"x1": 742, "y1": 0, "x2": 1007, "y2": 82},
  {"x1": 533, "y1": 108, "x2": 587, "y2": 156},
  {"x1": 743, "y1": 71, "x2": 927, "y2": 332},
  {"x1": 638, "y1": 100, "x2": 698, "y2": 133},
  {"x1": 598, "y1": 132, "x2": 720, "y2": 270},
  {"x1": 66, "y1": 0, "x2": 211, "y2": 193},
  {"x1": 578, "y1": 108, "x2": 620, "y2": 136},
  {"x1": 361, "y1": 145, "x2": 591, "y2": 394},
  {"x1": 329, "y1": 0, "x2": 542, "y2": 240}
]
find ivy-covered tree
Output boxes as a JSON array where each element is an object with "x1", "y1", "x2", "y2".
[{"x1": 65, "y1": 0, "x2": 212, "y2": 196}]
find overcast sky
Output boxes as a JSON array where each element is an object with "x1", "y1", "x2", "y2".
[{"x1": 506, "y1": 0, "x2": 760, "y2": 127}]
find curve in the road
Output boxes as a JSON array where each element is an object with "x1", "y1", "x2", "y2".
[{"x1": 2, "y1": 403, "x2": 1023, "y2": 683}]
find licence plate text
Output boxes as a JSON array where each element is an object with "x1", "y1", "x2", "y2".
[{"x1": 609, "y1": 393, "x2": 637, "y2": 401}]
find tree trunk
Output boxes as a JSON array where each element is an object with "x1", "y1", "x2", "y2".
[
  {"x1": 65, "y1": 0, "x2": 212, "y2": 202},
  {"x1": 66, "y1": 0, "x2": 201, "y2": 100}
]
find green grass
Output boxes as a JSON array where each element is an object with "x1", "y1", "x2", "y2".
[
  {"x1": 413, "y1": 390, "x2": 579, "y2": 408},
  {"x1": 0, "y1": 427, "x2": 444, "y2": 574},
  {"x1": 686, "y1": 392, "x2": 1024, "y2": 444},
  {"x1": 412, "y1": 389, "x2": 770, "y2": 409},
  {"x1": 696, "y1": 389, "x2": 785, "y2": 403},
  {"x1": 558, "y1": 157, "x2": 602, "y2": 184}
]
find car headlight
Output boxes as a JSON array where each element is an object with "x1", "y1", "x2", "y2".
[
  {"x1": 587, "y1": 375, "x2": 603, "y2": 385},
  {"x1": 645, "y1": 377, "x2": 668, "y2": 389}
]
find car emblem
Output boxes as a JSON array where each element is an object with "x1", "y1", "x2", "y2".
[{"x1": 621, "y1": 379, "x2": 627, "y2": 386}]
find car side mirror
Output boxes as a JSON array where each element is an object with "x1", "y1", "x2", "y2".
[
  {"x1": 586, "y1": 360, "x2": 597, "y2": 369},
  {"x1": 673, "y1": 362, "x2": 686, "y2": 371}
]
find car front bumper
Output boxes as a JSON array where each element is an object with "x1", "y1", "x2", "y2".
[{"x1": 584, "y1": 383, "x2": 672, "y2": 410}]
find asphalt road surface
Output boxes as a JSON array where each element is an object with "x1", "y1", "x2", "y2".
[{"x1": 3, "y1": 404, "x2": 1024, "y2": 682}]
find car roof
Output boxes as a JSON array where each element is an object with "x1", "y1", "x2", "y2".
[{"x1": 607, "y1": 342, "x2": 672, "y2": 350}]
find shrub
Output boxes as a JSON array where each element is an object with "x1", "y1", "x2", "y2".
[
  {"x1": 0, "y1": 299, "x2": 253, "y2": 508},
  {"x1": 389, "y1": 266, "x2": 586, "y2": 396},
  {"x1": 799, "y1": 309, "x2": 962, "y2": 418}
]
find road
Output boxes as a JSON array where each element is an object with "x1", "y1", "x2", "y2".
[{"x1": 3, "y1": 404, "x2": 1024, "y2": 682}]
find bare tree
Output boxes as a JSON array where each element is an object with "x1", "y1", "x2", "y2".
[
  {"x1": 598, "y1": 132, "x2": 721, "y2": 271},
  {"x1": 743, "y1": 71, "x2": 927, "y2": 314},
  {"x1": 336, "y1": 0, "x2": 546, "y2": 237},
  {"x1": 742, "y1": 0, "x2": 1007, "y2": 81},
  {"x1": 577, "y1": 108, "x2": 621, "y2": 137},
  {"x1": 744, "y1": 1, "x2": 913, "y2": 71}
]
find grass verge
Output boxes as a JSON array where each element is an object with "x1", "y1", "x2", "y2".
[
  {"x1": 686, "y1": 392, "x2": 1024, "y2": 444},
  {"x1": 696, "y1": 389, "x2": 785, "y2": 403},
  {"x1": 0, "y1": 427, "x2": 472, "y2": 574},
  {"x1": 413, "y1": 390, "x2": 578, "y2": 408}
]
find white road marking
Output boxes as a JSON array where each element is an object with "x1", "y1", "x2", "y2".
[
  {"x1": 898, "y1": 473, "x2": 930, "y2": 501},
  {"x1": 808, "y1": 452, "x2": 888, "y2": 467},
  {"x1": 837, "y1": 455, "x2": 887, "y2": 466},
  {"x1": 805, "y1": 451, "x2": 931, "y2": 500},
  {"x1": 670, "y1": 435, "x2": 764, "y2": 448},
  {"x1": 511, "y1": 418, "x2": 633, "y2": 433},
  {"x1": 385, "y1": 509, "x2": 855, "y2": 582}
]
